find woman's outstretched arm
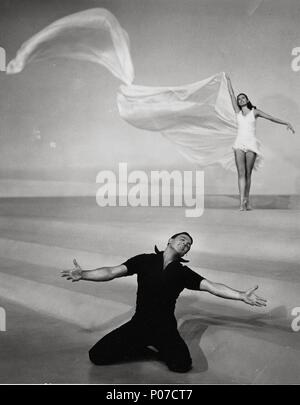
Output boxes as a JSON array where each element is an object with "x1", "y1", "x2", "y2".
[
  {"x1": 256, "y1": 109, "x2": 295, "y2": 133},
  {"x1": 225, "y1": 73, "x2": 240, "y2": 113}
]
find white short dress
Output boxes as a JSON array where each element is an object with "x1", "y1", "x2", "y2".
[{"x1": 233, "y1": 109, "x2": 263, "y2": 170}]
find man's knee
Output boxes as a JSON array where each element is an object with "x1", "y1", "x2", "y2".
[
  {"x1": 165, "y1": 350, "x2": 192, "y2": 373},
  {"x1": 89, "y1": 345, "x2": 112, "y2": 365},
  {"x1": 167, "y1": 358, "x2": 192, "y2": 373},
  {"x1": 89, "y1": 347, "x2": 102, "y2": 365}
]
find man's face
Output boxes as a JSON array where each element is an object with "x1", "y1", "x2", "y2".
[{"x1": 169, "y1": 234, "x2": 192, "y2": 257}]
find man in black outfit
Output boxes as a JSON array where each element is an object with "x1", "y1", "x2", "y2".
[{"x1": 61, "y1": 232, "x2": 267, "y2": 372}]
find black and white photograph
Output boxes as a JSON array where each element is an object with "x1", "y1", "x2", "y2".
[{"x1": 0, "y1": 0, "x2": 299, "y2": 387}]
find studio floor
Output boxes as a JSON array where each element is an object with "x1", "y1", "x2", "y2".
[{"x1": 0, "y1": 197, "x2": 299, "y2": 384}]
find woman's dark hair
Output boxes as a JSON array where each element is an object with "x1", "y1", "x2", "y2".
[{"x1": 237, "y1": 93, "x2": 256, "y2": 110}]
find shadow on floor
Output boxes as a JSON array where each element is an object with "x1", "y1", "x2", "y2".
[{"x1": 177, "y1": 294, "x2": 300, "y2": 350}]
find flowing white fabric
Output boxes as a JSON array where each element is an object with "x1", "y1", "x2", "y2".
[
  {"x1": 6, "y1": 8, "x2": 134, "y2": 85},
  {"x1": 7, "y1": 7, "x2": 239, "y2": 171},
  {"x1": 118, "y1": 74, "x2": 237, "y2": 169}
]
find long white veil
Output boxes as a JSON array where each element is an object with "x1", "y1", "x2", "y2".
[{"x1": 7, "y1": 8, "x2": 238, "y2": 170}]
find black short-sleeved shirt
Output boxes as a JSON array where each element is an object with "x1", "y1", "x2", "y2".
[{"x1": 123, "y1": 252, "x2": 205, "y2": 325}]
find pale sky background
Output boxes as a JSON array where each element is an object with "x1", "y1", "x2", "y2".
[{"x1": 0, "y1": 0, "x2": 300, "y2": 194}]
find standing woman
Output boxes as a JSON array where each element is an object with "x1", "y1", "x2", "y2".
[{"x1": 226, "y1": 74, "x2": 295, "y2": 211}]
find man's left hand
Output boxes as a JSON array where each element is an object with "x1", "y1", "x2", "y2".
[{"x1": 241, "y1": 285, "x2": 267, "y2": 307}]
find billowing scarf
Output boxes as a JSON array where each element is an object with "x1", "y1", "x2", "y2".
[{"x1": 7, "y1": 8, "x2": 238, "y2": 170}]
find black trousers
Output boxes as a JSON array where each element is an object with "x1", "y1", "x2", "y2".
[{"x1": 89, "y1": 318, "x2": 192, "y2": 373}]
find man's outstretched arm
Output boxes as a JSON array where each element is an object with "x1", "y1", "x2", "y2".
[
  {"x1": 200, "y1": 279, "x2": 267, "y2": 307},
  {"x1": 61, "y1": 259, "x2": 128, "y2": 282}
]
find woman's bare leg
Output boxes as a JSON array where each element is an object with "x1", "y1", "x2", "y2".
[
  {"x1": 245, "y1": 151, "x2": 257, "y2": 210},
  {"x1": 234, "y1": 149, "x2": 247, "y2": 210}
]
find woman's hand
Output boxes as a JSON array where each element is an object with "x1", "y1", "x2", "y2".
[
  {"x1": 61, "y1": 258, "x2": 83, "y2": 282},
  {"x1": 286, "y1": 123, "x2": 295, "y2": 134}
]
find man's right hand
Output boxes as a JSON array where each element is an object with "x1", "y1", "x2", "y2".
[{"x1": 61, "y1": 258, "x2": 83, "y2": 282}]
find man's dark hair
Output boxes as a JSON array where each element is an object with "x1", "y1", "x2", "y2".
[{"x1": 170, "y1": 232, "x2": 193, "y2": 245}]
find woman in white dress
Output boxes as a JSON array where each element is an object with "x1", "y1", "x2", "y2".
[{"x1": 226, "y1": 74, "x2": 295, "y2": 211}]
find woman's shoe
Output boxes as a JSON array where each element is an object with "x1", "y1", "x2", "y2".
[
  {"x1": 244, "y1": 198, "x2": 252, "y2": 211},
  {"x1": 239, "y1": 200, "x2": 247, "y2": 211}
]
